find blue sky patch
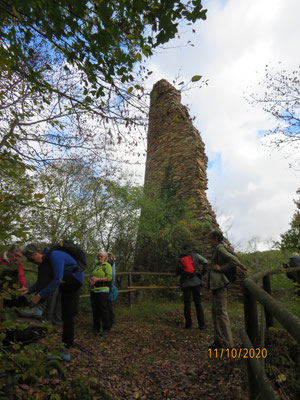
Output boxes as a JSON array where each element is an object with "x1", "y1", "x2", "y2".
[{"x1": 207, "y1": 152, "x2": 222, "y2": 173}]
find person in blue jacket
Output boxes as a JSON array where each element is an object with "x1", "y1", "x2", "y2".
[{"x1": 19, "y1": 243, "x2": 84, "y2": 361}]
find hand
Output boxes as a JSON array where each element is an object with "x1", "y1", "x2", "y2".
[
  {"x1": 30, "y1": 294, "x2": 41, "y2": 306},
  {"x1": 213, "y1": 264, "x2": 221, "y2": 272},
  {"x1": 18, "y1": 287, "x2": 29, "y2": 296},
  {"x1": 89, "y1": 277, "x2": 98, "y2": 287}
]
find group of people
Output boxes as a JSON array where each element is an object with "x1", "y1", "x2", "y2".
[
  {"x1": 176, "y1": 230, "x2": 240, "y2": 349},
  {"x1": 0, "y1": 243, "x2": 117, "y2": 362},
  {"x1": 1, "y1": 233, "x2": 300, "y2": 358}
]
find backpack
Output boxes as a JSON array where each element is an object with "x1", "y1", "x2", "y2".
[
  {"x1": 179, "y1": 255, "x2": 196, "y2": 275},
  {"x1": 222, "y1": 245, "x2": 239, "y2": 283},
  {"x1": 50, "y1": 240, "x2": 88, "y2": 271},
  {"x1": 108, "y1": 284, "x2": 118, "y2": 302},
  {"x1": 224, "y1": 266, "x2": 237, "y2": 283},
  {"x1": 108, "y1": 260, "x2": 118, "y2": 302}
]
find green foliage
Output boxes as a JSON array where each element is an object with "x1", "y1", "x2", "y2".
[
  {"x1": 237, "y1": 249, "x2": 288, "y2": 273},
  {"x1": 0, "y1": 0, "x2": 207, "y2": 98},
  {"x1": 0, "y1": 0, "x2": 207, "y2": 203},
  {"x1": 0, "y1": 152, "x2": 41, "y2": 244},
  {"x1": 116, "y1": 298, "x2": 182, "y2": 322},
  {"x1": 0, "y1": 1, "x2": 208, "y2": 257},
  {"x1": 0, "y1": 307, "x2": 103, "y2": 399},
  {"x1": 237, "y1": 248, "x2": 298, "y2": 293},
  {"x1": 135, "y1": 164, "x2": 209, "y2": 272},
  {"x1": 279, "y1": 293, "x2": 300, "y2": 318},
  {"x1": 61, "y1": 376, "x2": 94, "y2": 400},
  {"x1": 265, "y1": 327, "x2": 300, "y2": 399},
  {"x1": 0, "y1": 323, "x2": 58, "y2": 395},
  {"x1": 21, "y1": 161, "x2": 142, "y2": 271},
  {"x1": 276, "y1": 188, "x2": 300, "y2": 252}
]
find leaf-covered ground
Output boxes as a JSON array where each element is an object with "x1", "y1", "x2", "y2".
[{"x1": 64, "y1": 299, "x2": 249, "y2": 400}]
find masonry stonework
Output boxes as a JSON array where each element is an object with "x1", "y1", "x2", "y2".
[{"x1": 142, "y1": 79, "x2": 222, "y2": 260}]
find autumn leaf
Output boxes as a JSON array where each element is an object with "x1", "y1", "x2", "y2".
[{"x1": 276, "y1": 373, "x2": 287, "y2": 383}]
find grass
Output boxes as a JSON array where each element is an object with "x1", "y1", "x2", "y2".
[
  {"x1": 276, "y1": 293, "x2": 300, "y2": 319},
  {"x1": 115, "y1": 297, "x2": 183, "y2": 322},
  {"x1": 271, "y1": 272, "x2": 294, "y2": 291}
]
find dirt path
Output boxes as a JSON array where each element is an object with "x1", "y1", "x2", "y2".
[{"x1": 65, "y1": 303, "x2": 249, "y2": 400}]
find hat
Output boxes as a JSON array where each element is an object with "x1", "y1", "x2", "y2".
[{"x1": 22, "y1": 243, "x2": 42, "y2": 256}]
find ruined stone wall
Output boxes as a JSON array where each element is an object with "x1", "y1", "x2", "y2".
[{"x1": 142, "y1": 79, "x2": 221, "y2": 259}]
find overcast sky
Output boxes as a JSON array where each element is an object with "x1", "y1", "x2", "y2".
[{"x1": 136, "y1": 0, "x2": 299, "y2": 251}]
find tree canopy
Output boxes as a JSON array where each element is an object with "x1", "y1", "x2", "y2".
[
  {"x1": 0, "y1": 0, "x2": 207, "y2": 165},
  {"x1": 22, "y1": 160, "x2": 142, "y2": 269},
  {"x1": 0, "y1": 1, "x2": 207, "y2": 244},
  {"x1": 277, "y1": 188, "x2": 300, "y2": 252},
  {"x1": 0, "y1": 0, "x2": 206, "y2": 98}
]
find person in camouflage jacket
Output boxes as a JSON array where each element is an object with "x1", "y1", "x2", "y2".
[{"x1": 208, "y1": 230, "x2": 240, "y2": 349}]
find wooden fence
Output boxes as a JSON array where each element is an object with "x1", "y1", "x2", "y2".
[
  {"x1": 79, "y1": 271, "x2": 179, "y2": 306},
  {"x1": 242, "y1": 266, "x2": 300, "y2": 400}
]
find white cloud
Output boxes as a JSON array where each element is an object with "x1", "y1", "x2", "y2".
[{"x1": 141, "y1": 0, "x2": 299, "y2": 251}]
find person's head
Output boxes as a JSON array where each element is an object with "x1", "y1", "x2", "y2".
[
  {"x1": 208, "y1": 230, "x2": 223, "y2": 247},
  {"x1": 107, "y1": 252, "x2": 114, "y2": 262},
  {"x1": 22, "y1": 243, "x2": 44, "y2": 265},
  {"x1": 97, "y1": 251, "x2": 108, "y2": 263},
  {"x1": 7, "y1": 244, "x2": 23, "y2": 264},
  {"x1": 182, "y1": 245, "x2": 193, "y2": 254},
  {"x1": 291, "y1": 252, "x2": 299, "y2": 257}
]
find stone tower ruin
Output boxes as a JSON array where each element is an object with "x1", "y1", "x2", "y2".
[{"x1": 135, "y1": 79, "x2": 223, "y2": 269}]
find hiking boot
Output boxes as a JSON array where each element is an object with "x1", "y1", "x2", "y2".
[
  {"x1": 199, "y1": 324, "x2": 207, "y2": 330},
  {"x1": 101, "y1": 330, "x2": 110, "y2": 338},
  {"x1": 18, "y1": 306, "x2": 43, "y2": 319},
  {"x1": 184, "y1": 325, "x2": 192, "y2": 329}
]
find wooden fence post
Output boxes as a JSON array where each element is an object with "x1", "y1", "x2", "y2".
[
  {"x1": 243, "y1": 284, "x2": 260, "y2": 400},
  {"x1": 243, "y1": 285, "x2": 259, "y2": 347},
  {"x1": 240, "y1": 328, "x2": 277, "y2": 400},
  {"x1": 262, "y1": 274, "x2": 274, "y2": 328}
]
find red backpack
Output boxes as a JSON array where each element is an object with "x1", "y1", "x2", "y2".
[{"x1": 179, "y1": 255, "x2": 196, "y2": 274}]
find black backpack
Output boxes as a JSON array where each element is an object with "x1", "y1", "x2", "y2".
[
  {"x1": 224, "y1": 266, "x2": 237, "y2": 283},
  {"x1": 51, "y1": 240, "x2": 88, "y2": 271},
  {"x1": 222, "y1": 244, "x2": 240, "y2": 283}
]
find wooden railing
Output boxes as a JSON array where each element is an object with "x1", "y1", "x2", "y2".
[
  {"x1": 116, "y1": 271, "x2": 177, "y2": 306},
  {"x1": 79, "y1": 271, "x2": 178, "y2": 306},
  {"x1": 242, "y1": 266, "x2": 300, "y2": 400}
]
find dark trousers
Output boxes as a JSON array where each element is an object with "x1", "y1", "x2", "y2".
[
  {"x1": 44, "y1": 287, "x2": 62, "y2": 324},
  {"x1": 90, "y1": 292, "x2": 111, "y2": 332},
  {"x1": 60, "y1": 279, "x2": 81, "y2": 348},
  {"x1": 182, "y1": 285, "x2": 205, "y2": 327}
]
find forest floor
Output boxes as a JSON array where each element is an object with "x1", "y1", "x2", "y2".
[
  {"x1": 11, "y1": 294, "x2": 300, "y2": 399},
  {"x1": 63, "y1": 297, "x2": 250, "y2": 400}
]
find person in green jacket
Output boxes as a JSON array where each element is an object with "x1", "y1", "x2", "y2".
[
  {"x1": 208, "y1": 230, "x2": 240, "y2": 349},
  {"x1": 88, "y1": 251, "x2": 112, "y2": 337}
]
